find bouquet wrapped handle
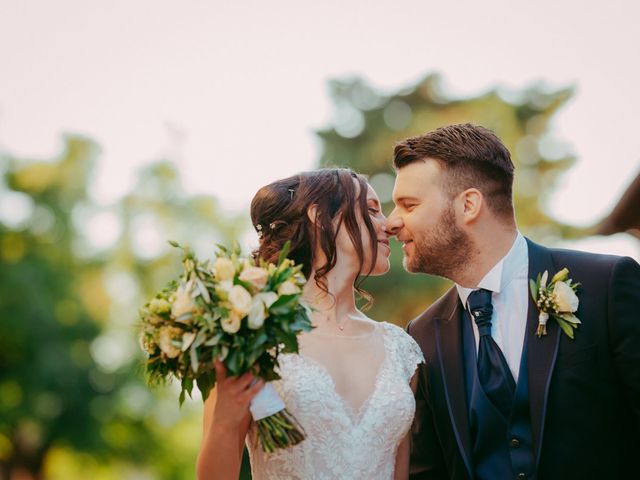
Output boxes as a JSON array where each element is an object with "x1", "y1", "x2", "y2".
[
  {"x1": 250, "y1": 383, "x2": 285, "y2": 420},
  {"x1": 250, "y1": 383, "x2": 305, "y2": 453}
]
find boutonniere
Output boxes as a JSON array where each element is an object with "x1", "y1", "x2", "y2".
[{"x1": 529, "y1": 268, "x2": 581, "y2": 339}]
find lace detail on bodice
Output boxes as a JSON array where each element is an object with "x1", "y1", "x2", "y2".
[{"x1": 246, "y1": 322, "x2": 425, "y2": 480}]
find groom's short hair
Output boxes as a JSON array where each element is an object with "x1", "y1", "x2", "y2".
[{"x1": 393, "y1": 123, "x2": 515, "y2": 219}]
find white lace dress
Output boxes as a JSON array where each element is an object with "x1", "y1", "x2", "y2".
[{"x1": 246, "y1": 321, "x2": 424, "y2": 480}]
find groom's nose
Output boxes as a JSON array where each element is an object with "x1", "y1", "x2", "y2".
[{"x1": 384, "y1": 209, "x2": 403, "y2": 236}]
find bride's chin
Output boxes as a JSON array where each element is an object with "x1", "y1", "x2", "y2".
[{"x1": 369, "y1": 260, "x2": 390, "y2": 276}]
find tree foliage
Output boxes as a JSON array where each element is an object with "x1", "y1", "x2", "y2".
[{"x1": 0, "y1": 136, "x2": 245, "y2": 478}]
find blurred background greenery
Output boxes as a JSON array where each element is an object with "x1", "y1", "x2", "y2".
[{"x1": 0, "y1": 74, "x2": 621, "y2": 479}]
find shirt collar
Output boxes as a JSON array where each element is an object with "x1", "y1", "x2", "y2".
[{"x1": 456, "y1": 232, "x2": 528, "y2": 307}]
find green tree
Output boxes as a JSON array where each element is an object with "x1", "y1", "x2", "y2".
[
  {"x1": 0, "y1": 136, "x2": 245, "y2": 478},
  {"x1": 0, "y1": 137, "x2": 112, "y2": 478},
  {"x1": 316, "y1": 74, "x2": 583, "y2": 323}
]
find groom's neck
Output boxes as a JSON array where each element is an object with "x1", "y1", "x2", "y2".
[{"x1": 453, "y1": 225, "x2": 518, "y2": 289}]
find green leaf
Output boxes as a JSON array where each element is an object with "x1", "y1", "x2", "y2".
[
  {"x1": 559, "y1": 313, "x2": 581, "y2": 325},
  {"x1": 204, "y1": 332, "x2": 223, "y2": 346},
  {"x1": 226, "y1": 350, "x2": 241, "y2": 375},
  {"x1": 277, "y1": 241, "x2": 291, "y2": 267},
  {"x1": 234, "y1": 278, "x2": 254, "y2": 292},
  {"x1": 551, "y1": 268, "x2": 569, "y2": 284},
  {"x1": 192, "y1": 329, "x2": 208, "y2": 349},
  {"x1": 196, "y1": 373, "x2": 215, "y2": 402},
  {"x1": 245, "y1": 348, "x2": 264, "y2": 367},
  {"x1": 276, "y1": 328, "x2": 299, "y2": 353},
  {"x1": 529, "y1": 279, "x2": 538, "y2": 302},
  {"x1": 195, "y1": 278, "x2": 211, "y2": 304},
  {"x1": 289, "y1": 312, "x2": 314, "y2": 333},
  {"x1": 190, "y1": 345, "x2": 199, "y2": 373},
  {"x1": 181, "y1": 376, "x2": 194, "y2": 401},
  {"x1": 218, "y1": 345, "x2": 229, "y2": 361},
  {"x1": 247, "y1": 330, "x2": 268, "y2": 351},
  {"x1": 168, "y1": 240, "x2": 181, "y2": 248},
  {"x1": 554, "y1": 316, "x2": 575, "y2": 339},
  {"x1": 269, "y1": 294, "x2": 299, "y2": 315},
  {"x1": 176, "y1": 312, "x2": 193, "y2": 323}
]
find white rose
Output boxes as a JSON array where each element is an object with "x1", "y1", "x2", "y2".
[
  {"x1": 171, "y1": 282, "x2": 196, "y2": 320},
  {"x1": 213, "y1": 257, "x2": 236, "y2": 281},
  {"x1": 228, "y1": 285, "x2": 252, "y2": 316},
  {"x1": 221, "y1": 311, "x2": 242, "y2": 334},
  {"x1": 158, "y1": 326, "x2": 182, "y2": 358},
  {"x1": 239, "y1": 266, "x2": 268, "y2": 291},
  {"x1": 553, "y1": 281, "x2": 579, "y2": 313},
  {"x1": 277, "y1": 280, "x2": 300, "y2": 296},
  {"x1": 247, "y1": 296, "x2": 267, "y2": 329},
  {"x1": 257, "y1": 291, "x2": 278, "y2": 309}
]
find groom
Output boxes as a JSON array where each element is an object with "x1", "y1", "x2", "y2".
[{"x1": 385, "y1": 123, "x2": 640, "y2": 480}]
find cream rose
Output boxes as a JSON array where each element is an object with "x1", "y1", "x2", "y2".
[
  {"x1": 221, "y1": 311, "x2": 242, "y2": 334},
  {"x1": 247, "y1": 296, "x2": 267, "y2": 329},
  {"x1": 171, "y1": 282, "x2": 196, "y2": 320},
  {"x1": 213, "y1": 257, "x2": 236, "y2": 281},
  {"x1": 553, "y1": 281, "x2": 579, "y2": 313},
  {"x1": 239, "y1": 266, "x2": 269, "y2": 291},
  {"x1": 228, "y1": 285, "x2": 252, "y2": 316},
  {"x1": 158, "y1": 326, "x2": 183, "y2": 358},
  {"x1": 277, "y1": 280, "x2": 300, "y2": 296}
]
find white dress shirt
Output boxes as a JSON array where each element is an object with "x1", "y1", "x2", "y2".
[{"x1": 455, "y1": 233, "x2": 529, "y2": 382}]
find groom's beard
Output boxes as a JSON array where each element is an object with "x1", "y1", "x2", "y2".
[{"x1": 403, "y1": 204, "x2": 475, "y2": 280}]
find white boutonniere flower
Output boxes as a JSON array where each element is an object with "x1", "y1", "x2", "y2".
[{"x1": 529, "y1": 268, "x2": 581, "y2": 339}]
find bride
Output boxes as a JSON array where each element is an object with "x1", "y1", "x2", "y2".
[{"x1": 196, "y1": 168, "x2": 424, "y2": 480}]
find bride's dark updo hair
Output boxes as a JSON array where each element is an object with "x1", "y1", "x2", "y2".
[{"x1": 250, "y1": 168, "x2": 378, "y2": 302}]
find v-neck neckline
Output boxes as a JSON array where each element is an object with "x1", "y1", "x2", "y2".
[{"x1": 296, "y1": 323, "x2": 389, "y2": 426}]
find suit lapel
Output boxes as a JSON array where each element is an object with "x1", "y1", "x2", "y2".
[
  {"x1": 525, "y1": 238, "x2": 561, "y2": 467},
  {"x1": 434, "y1": 288, "x2": 473, "y2": 478}
]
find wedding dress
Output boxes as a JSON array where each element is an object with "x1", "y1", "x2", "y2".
[{"x1": 246, "y1": 320, "x2": 424, "y2": 480}]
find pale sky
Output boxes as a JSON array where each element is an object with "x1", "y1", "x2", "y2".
[{"x1": 1, "y1": 0, "x2": 639, "y2": 258}]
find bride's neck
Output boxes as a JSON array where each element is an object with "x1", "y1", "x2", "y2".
[{"x1": 302, "y1": 267, "x2": 358, "y2": 327}]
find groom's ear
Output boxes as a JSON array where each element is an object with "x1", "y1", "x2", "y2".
[{"x1": 457, "y1": 188, "x2": 483, "y2": 225}]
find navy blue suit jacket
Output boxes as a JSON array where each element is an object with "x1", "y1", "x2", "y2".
[{"x1": 407, "y1": 239, "x2": 640, "y2": 480}]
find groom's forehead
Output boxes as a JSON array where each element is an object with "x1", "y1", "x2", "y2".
[{"x1": 393, "y1": 162, "x2": 440, "y2": 193}]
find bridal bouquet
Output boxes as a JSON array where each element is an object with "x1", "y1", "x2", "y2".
[{"x1": 139, "y1": 241, "x2": 313, "y2": 453}]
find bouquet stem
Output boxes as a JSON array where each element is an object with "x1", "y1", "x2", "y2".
[{"x1": 255, "y1": 409, "x2": 305, "y2": 453}]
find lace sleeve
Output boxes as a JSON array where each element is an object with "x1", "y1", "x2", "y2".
[{"x1": 383, "y1": 322, "x2": 425, "y2": 383}]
